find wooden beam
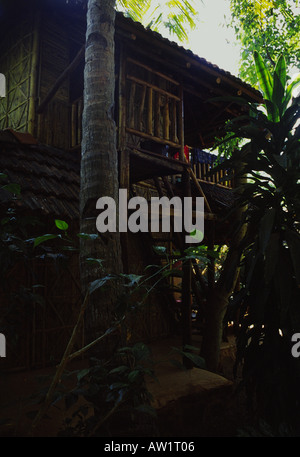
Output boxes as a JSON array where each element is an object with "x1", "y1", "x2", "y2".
[
  {"x1": 182, "y1": 155, "x2": 213, "y2": 213},
  {"x1": 127, "y1": 75, "x2": 181, "y2": 101},
  {"x1": 37, "y1": 45, "x2": 85, "y2": 114},
  {"x1": 130, "y1": 147, "x2": 188, "y2": 173},
  {"x1": 126, "y1": 57, "x2": 180, "y2": 86},
  {"x1": 126, "y1": 127, "x2": 180, "y2": 148}
]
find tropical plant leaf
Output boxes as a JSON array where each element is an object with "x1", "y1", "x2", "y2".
[
  {"x1": 254, "y1": 51, "x2": 273, "y2": 102},
  {"x1": 264, "y1": 99, "x2": 279, "y2": 123},
  {"x1": 258, "y1": 208, "x2": 276, "y2": 255},
  {"x1": 282, "y1": 74, "x2": 300, "y2": 113},
  {"x1": 33, "y1": 233, "x2": 59, "y2": 248},
  {"x1": 85, "y1": 257, "x2": 104, "y2": 269},
  {"x1": 55, "y1": 219, "x2": 69, "y2": 231},
  {"x1": 272, "y1": 54, "x2": 286, "y2": 117},
  {"x1": 134, "y1": 404, "x2": 157, "y2": 418},
  {"x1": 264, "y1": 232, "x2": 279, "y2": 284},
  {"x1": 77, "y1": 233, "x2": 99, "y2": 240},
  {"x1": 77, "y1": 368, "x2": 90, "y2": 381},
  {"x1": 120, "y1": 273, "x2": 144, "y2": 287},
  {"x1": 88, "y1": 275, "x2": 114, "y2": 294},
  {"x1": 285, "y1": 229, "x2": 300, "y2": 286},
  {"x1": 2, "y1": 183, "x2": 21, "y2": 195}
]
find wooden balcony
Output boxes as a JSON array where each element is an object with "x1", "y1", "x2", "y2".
[{"x1": 69, "y1": 54, "x2": 233, "y2": 190}]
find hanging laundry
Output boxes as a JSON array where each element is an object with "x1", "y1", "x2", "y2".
[{"x1": 173, "y1": 145, "x2": 190, "y2": 161}]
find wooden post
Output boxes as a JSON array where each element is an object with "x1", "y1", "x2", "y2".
[
  {"x1": 71, "y1": 102, "x2": 77, "y2": 148},
  {"x1": 119, "y1": 149, "x2": 130, "y2": 273},
  {"x1": 207, "y1": 220, "x2": 215, "y2": 290},
  {"x1": 163, "y1": 96, "x2": 170, "y2": 140},
  {"x1": 118, "y1": 47, "x2": 126, "y2": 151},
  {"x1": 139, "y1": 85, "x2": 147, "y2": 131},
  {"x1": 181, "y1": 168, "x2": 193, "y2": 369},
  {"x1": 147, "y1": 87, "x2": 153, "y2": 135},
  {"x1": 170, "y1": 98, "x2": 177, "y2": 143},
  {"x1": 197, "y1": 163, "x2": 201, "y2": 179},
  {"x1": 129, "y1": 82, "x2": 136, "y2": 129},
  {"x1": 28, "y1": 11, "x2": 40, "y2": 137},
  {"x1": 155, "y1": 92, "x2": 160, "y2": 138},
  {"x1": 178, "y1": 86, "x2": 185, "y2": 161}
]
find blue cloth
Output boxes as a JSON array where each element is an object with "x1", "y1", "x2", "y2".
[{"x1": 191, "y1": 149, "x2": 216, "y2": 165}]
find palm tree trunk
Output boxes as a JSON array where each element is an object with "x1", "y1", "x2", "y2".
[{"x1": 80, "y1": 0, "x2": 123, "y2": 359}]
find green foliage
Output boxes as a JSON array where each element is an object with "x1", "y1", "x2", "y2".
[
  {"x1": 214, "y1": 53, "x2": 300, "y2": 429},
  {"x1": 170, "y1": 344, "x2": 206, "y2": 369},
  {"x1": 237, "y1": 419, "x2": 298, "y2": 437},
  {"x1": 117, "y1": 0, "x2": 199, "y2": 41},
  {"x1": 26, "y1": 228, "x2": 212, "y2": 436},
  {"x1": 56, "y1": 342, "x2": 157, "y2": 437},
  {"x1": 228, "y1": 0, "x2": 300, "y2": 85},
  {"x1": 0, "y1": 174, "x2": 46, "y2": 345},
  {"x1": 253, "y1": 50, "x2": 300, "y2": 121}
]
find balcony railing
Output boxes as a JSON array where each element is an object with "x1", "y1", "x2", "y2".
[
  {"x1": 69, "y1": 92, "x2": 233, "y2": 188},
  {"x1": 189, "y1": 149, "x2": 233, "y2": 188}
]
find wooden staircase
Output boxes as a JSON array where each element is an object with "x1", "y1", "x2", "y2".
[{"x1": 119, "y1": 147, "x2": 216, "y2": 366}]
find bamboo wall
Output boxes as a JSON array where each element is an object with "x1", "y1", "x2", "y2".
[
  {"x1": 1, "y1": 251, "x2": 84, "y2": 371},
  {"x1": 37, "y1": 12, "x2": 71, "y2": 150},
  {"x1": 0, "y1": 13, "x2": 37, "y2": 134}
]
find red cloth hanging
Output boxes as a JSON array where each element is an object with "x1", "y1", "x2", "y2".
[{"x1": 174, "y1": 145, "x2": 189, "y2": 161}]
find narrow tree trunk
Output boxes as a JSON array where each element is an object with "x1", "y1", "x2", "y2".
[
  {"x1": 200, "y1": 289, "x2": 229, "y2": 373},
  {"x1": 200, "y1": 231, "x2": 246, "y2": 372},
  {"x1": 80, "y1": 0, "x2": 122, "y2": 359},
  {"x1": 200, "y1": 158, "x2": 247, "y2": 372}
]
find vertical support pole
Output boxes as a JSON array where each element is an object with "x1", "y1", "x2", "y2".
[
  {"x1": 71, "y1": 102, "x2": 77, "y2": 148},
  {"x1": 139, "y1": 85, "x2": 146, "y2": 131},
  {"x1": 181, "y1": 168, "x2": 193, "y2": 369},
  {"x1": 129, "y1": 82, "x2": 136, "y2": 129},
  {"x1": 170, "y1": 98, "x2": 177, "y2": 143},
  {"x1": 207, "y1": 220, "x2": 215, "y2": 290},
  {"x1": 118, "y1": 46, "x2": 126, "y2": 151},
  {"x1": 147, "y1": 87, "x2": 153, "y2": 135},
  {"x1": 28, "y1": 11, "x2": 40, "y2": 137},
  {"x1": 178, "y1": 85, "x2": 185, "y2": 162},
  {"x1": 154, "y1": 92, "x2": 160, "y2": 138},
  {"x1": 117, "y1": 47, "x2": 130, "y2": 273},
  {"x1": 119, "y1": 148, "x2": 130, "y2": 273},
  {"x1": 163, "y1": 96, "x2": 169, "y2": 140}
]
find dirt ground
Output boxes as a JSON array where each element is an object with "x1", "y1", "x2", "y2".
[{"x1": 0, "y1": 333, "x2": 251, "y2": 437}]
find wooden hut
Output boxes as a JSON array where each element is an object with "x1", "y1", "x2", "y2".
[{"x1": 0, "y1": 0, "x2": 262, "y2": 370}]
